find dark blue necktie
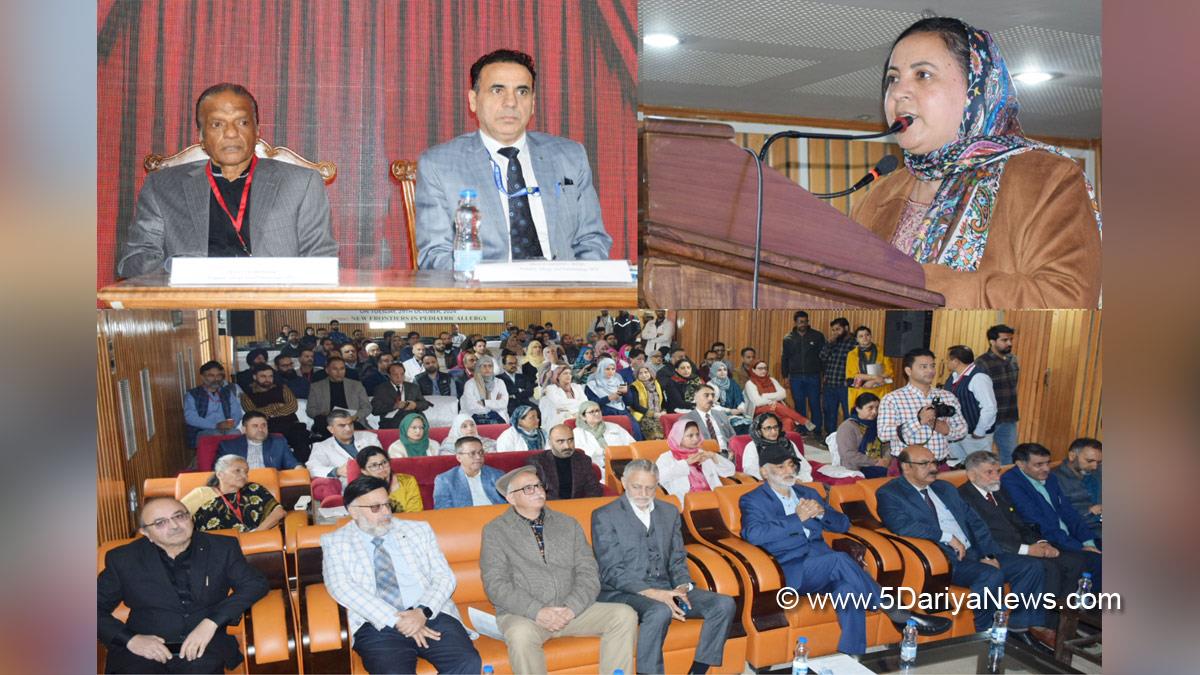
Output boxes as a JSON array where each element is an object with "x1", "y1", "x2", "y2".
[{"x1": 497, "y1": 146, "x2": 543, "y2": 260}]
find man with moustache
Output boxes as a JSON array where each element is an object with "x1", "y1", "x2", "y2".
[
  {"x1": 360, "y1": 352, "x2": 392, "y2": 393},
  {"x1": 372, "y1": 363, "x2": 431, "y2": 429},
  {"x1": 414, "y1": 49, "x2": 612, "y2": 269},
  {"x1": 432, "y1": 436, "x2": 506, "y2": 509},
  {"x1": 498, "y1": 351, "x2": 536, "y2": 414},
  {"x1": 402, "y1": 341, "x2": 428, "y2": 382},
  {"x1": 217, "y1": 411, "x2": 300, "y2": 470},
  {"x1": 527, "y1": 424, "x2": 604, "y2": 500},
  {"x1": 239, "y1": 364, "x2": 310, "y2": 462},
  {"x1": 415, "y1": 353, "x2": 459, "y2": 398},
  {"x1": 306, "y1": 410, "x2": 380, "y2": 484},
  {"x1": 117, "y1": 83, "x2": 336, "y2": 277},
  {"x1": 1052, "y1": 438, "x2": 1103, "y2": 536},
  {"x1": 974, "y1": 324, "x2": 1020, "y2": 464},
  {"x1": 287, "y1": 347, "x2": 322, "y2": 399},
  {"x1": 183, "y1": 360, "x2": 243, "y2": 448},
  {"x1": 306, "y1": 357, "x2": 371, "y2": 438}
]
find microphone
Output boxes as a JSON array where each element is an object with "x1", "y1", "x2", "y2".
[
  {"x1": 756, "y1": 116, "x2": 911, "y2": 162},
  {"x1": 812, "y1": 154, "x2": 901, "y2": 199}
]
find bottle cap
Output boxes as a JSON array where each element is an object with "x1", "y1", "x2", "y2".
[
  {"x1": 1082, "y1": 572, "x2": 1092, "y2": 578},
  {"x1": 907, "y1": 619, "x2": 917, "y2": 626},
  {"x1": 798, "y1": 637, "x2": 807, "y2": 643},
  {"x1": 459, "y1": 188, "x2": 478, "y2": 199}
]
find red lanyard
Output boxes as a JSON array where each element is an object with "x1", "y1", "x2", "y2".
[
  {"x1": 218, "y1": 490, "x2": 244, "y2": 524},
  {"x1": 205, "y1": 155, "x2": 258, "y2": 252}
]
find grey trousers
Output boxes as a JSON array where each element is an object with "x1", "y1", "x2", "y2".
[
  {"x1": 497, "y1": 601, "x2": 637, "y2": 674},
  {"x1": 599, "y1": 588, "x2": 736, "y2": 675}
]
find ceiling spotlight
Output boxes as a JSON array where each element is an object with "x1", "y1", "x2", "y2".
[
  {"x1": 1014, "y1": 71, "x2": 1055, "y2": 84},
  {"x1": 643, "y1": 33, "x2": 680, "y2": 48}
]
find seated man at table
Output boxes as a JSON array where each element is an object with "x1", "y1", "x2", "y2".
[
  {"x1": 592, "y1": 459, "x2": 736, "y2": 674},
  {"x1": 413, "y1": 49, "x2": 613, "y2": 269},
  {"x1": 322, "y1": 477, "x2": 482, "y2": 674},
  {"x1": 432, "y1": 435, "x2": 506, "y2": 509},
  {"x1": 306, "y1": 357, "x2": 371, "y2": 439},
  {"x1": 217, "y1": 411, "x2": 299, "y2": 470},
  {"x1": 116, "y1": 82, "x2": 336, "y2": 277},
  {"x1": 741, "y1": 445, "x2": 950, "y2": 656},
  {"x1": 528, "y1": 424, "x2": 604, "y2": 500},
  {"x1": 877, "y1": 445, "x2": 1048, "y2": 649}
]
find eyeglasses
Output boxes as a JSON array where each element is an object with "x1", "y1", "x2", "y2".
[
  {"x1": 143, "y1": 511, "x2": 191, "y2": 530},
  {"x1": 364, "y1": 462, "x2": 390, "y2": 471},
  {"x1": 759, "y1": 423, "x2": 781, "y2": 431},
  {"x1": 508, "y1": 482, "x2": 546, "y2": 496},
  {"x1": 456, "y1": 450, "x2": 486, "y2": 458},
  {"x1": 626, "y1": 483, "x2": 658, "y2": 494},
  {"x1": 903, "y1": 460, "x2": 937, "y2": 467},
  {"x1": 350, "y1": 502, "x2": 392, "y2": 513}
]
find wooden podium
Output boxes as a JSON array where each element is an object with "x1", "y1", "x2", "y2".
[{"x1": 639, "y1": 118, "x2": 944, "y2": 309}]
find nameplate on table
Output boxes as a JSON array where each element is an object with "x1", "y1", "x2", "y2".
[
  {"x1": 472, "y1": 260, "x2": 633, "y2": 284},
  {"x1": 168, "y1": 257, "x2": 339, "y2": 286}
]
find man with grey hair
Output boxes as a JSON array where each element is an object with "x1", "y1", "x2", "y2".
[
  {"x1": 591, "y1": 459, "x2": 736, "y2": 674},
  {"x1": 306, "y1": 410, "x2": 380, "y2": 482},
  {"x1": 480, "y1": 465, "x2": 636, "y2": 673}
]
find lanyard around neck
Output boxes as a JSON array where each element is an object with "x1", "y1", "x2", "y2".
[
  {"x1": 490, "y1": 156, "x2": 541, "y2": 200},
  {"x1": 205, "y1": 155, "x2": 259, "y2": 252}
]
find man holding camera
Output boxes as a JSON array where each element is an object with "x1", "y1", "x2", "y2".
[{"x1": 877, "y1": 348, "x2": 967, "y2": 464}]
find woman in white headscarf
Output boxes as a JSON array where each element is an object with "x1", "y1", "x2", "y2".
[
  {"x1": 585, "y1": 357, "x2": 644, "y2": 440},
  {"x1": 572, "y1": 401, "x2": 635, "y2": 479},
  {"x1": 439, "y1": 412, "x2": 498, "y2": 455},
  {"x1": 459, "y1": 355, "x2": 509, "y2": 425},
  {"x1": 538, "y1": 365, "x2": 587, "y2": 430}
]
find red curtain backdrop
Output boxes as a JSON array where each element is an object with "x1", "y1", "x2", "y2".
[{"x1": 96, "y1": 0, "x2": 637, "y2": 290}]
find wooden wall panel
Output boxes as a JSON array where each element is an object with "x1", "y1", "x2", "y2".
[{"x1": 96, "y1": 311, "x2": 204, "y2": 544}]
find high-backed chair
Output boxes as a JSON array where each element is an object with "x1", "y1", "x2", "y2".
[
  {"x1": 374, "y1": 423, "x2": 508, "y2": 450},
  {"x1": 145, "y1": 138, "x2": 336, "y2": 184},
  {"x1": 661, "y1": 412, "x2": 684, "y2": 438},
  {"x1": 389, "y1": 159, "x2": 419, "y2": 269},
  {"x1": 604, "y1": 444, "x2": 635, "y2": 492}
]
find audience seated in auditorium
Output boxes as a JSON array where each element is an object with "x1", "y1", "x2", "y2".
[
  {"x1": 184, "y1": 360, "x2": 243, "y2": 448},
  {"x1": 877, "y1": 445, "x2": 1048, "y2": 646},
  {"x1": 98, "y1": 497, "x2": 268, "y2": 674},
  {"x1": 573, "y1": 401, "x2": 635, "y2": 478},
  {"x1": 740, "y1": 445, "x2": 950, "y2": 655},
  {"x1": 627, "y1": 365, "x2": 667, "y2": 440},
  {"x1": 706, "y1": 361, "x2": 751, "y2": 432},
  {"x1": 656, "y1": 420, "x2": 734, "y2": 502},
  {"x1": 480, "y1": 465, "x2": 636, "y2": 674},
  {"x1": 286, "y1": 347, "x2": 321, "y2": 399},
  {"x1": 184, "y1": 454, "x2": 285, "y2": 533},
  {"x1": 371, "y1": 363, "x2": 431, "y2": 429},
  {"x1": 744, "y1": 360, "x2": 813, "y2": 434},
  {"x1": 585, "y1": 357, "x2": 643, "y2": 440},
  {"x1": 441, "y1": 414, "x2": 497, "y2": 454},
  {"x1": 306, "y1": 410, "x2": 380, "y2": 483},
  {"x1": 732, "y1": 347, "x2": 756, "y2": 389},
  {"x1": 321, "y1": 477, "x2": 482, "y2": 674},
  {"x1": 236, "y1": 349, "x2": 269, "y2": 392},
  {"x1": 416, "y1": 353, "x2": 459, "y2": 398},
  {"x1": 877, "y1": 349, "x2": 967, "y2": 464},
  {"x1": 217, "y1": 411, "x2": 298, "y2": 470},
  {"x1": 239, "y1": 363, "x2": 310, "y2": 462},
  {"x1": 742, "y1": 412, "x2": 813, "y2": 482},
  {"x1": 355, "y1": 446, "x2": 422, "y2": 513},
  {"x1": 307, "y1": 357, "x2": 372, "y2": 438},
  {"x1": 529, "y1": 424, "x2": 604, "y2": 500},
  {"x1": 386, "y1": 412, "x2": 438, "y2": 458},
  {"x1": 943, "y1": 345, "x2": 997, "y2": 466},
  {"x1": 433, "y1": 435, "x2": 506, "y2": 509},
  {"x1": 499, "y1": 351, "x2": 537, "y2": 414},
  {"x1": 1053, "y1": 438, "x2": 1103, "y2": 536},
  {"x1": 571, "y1": 345, "x2": 598, "y2": 382},
  {"x1": 960, "y1": 451, "x2": 1085, "y2": 647},
  {"x1": 682, "y1": 384, "x2": 739, "y2": 456},
  {"x1": 831, "y1": 392, "x2": 891, "y2": 478},
  {"x1": 590, "y1": 458, "x2": 736, "y2": 674},
  {"x1": 460, "y1": 355, "x2": 509, "y2": 425},
  {"x1": 538, "y1": 365, "x2": 587, "y2": 430},
  {"x1": 660, "y1": 358, "x2": 702, "y2": 411},
  {"x1": 1001, "y1": 443, "x2": 1102, "y2": 588},
  {"x1": 497, "y1": 405, "x2": 547, "y2": 452}
]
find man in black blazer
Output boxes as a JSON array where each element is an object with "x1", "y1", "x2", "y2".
[
  {"x1": 959, "y1": 451, "x2": 1087, "y2": 645},
  {"x1": 528, "y1": 424, "x2": 603, "y2": 500},
  {"x1": 97, "y1": 498, "x2": 268, "y2": 673},
  {"x1": 499, "y1": 351, "x2": 536, "y2": 414},
  {"x1": 591, "y1": 459, "x2": 736, "y2": 674},
  {"x1": 371, "y1": 363, "x2": 431, "y2": 429}
]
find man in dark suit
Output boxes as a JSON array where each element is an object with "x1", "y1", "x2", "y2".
[
  {"x1": 741, "y1": 445, "x2": 950, "y2": 655},
  {"x1": 371, "y1": 363, "x2": 431, "y2": 429},
  {"x1": 1001, "y1": 443, "x2": 1102, "y2": 589},
  {"x1": 877, "y1": 445, "x2": 1047, "y2": 649},
  {"x1": 591, "y1": 459, "x2": 736, "y2": 675},
  {"x1": 499, "y1": 351, "x2": 536, "y2": 414},
  {"x1": 217, "y1": 412, "x2": 299, "y2": 470},
  {"x1": 528, "y1": 424, "x2": 603, "y2": 500},
  {"x1": 682, "y1": 385, "x2": 736, "y2": 456},
  {"x1": 98, "y1": 498, "x2": 268, "y2": 673}
]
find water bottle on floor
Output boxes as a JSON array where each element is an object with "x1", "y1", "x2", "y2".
[
  {"x1": 900, "y1": 618, "x2": 918, "y2": 668},
  {"x1": 452, "y1": 189, "x2": 482, "y2": 281},
  {"x1": 990, "y1": 609, "x2": 1009, "y2": 643},
  {"x1": 791, "y1": 636, "x2": 808, "y2": 674}
]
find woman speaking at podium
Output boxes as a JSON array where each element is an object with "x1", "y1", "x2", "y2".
[{"x1": 852, "y1": 17, "x2": 1101, "y2": 309}]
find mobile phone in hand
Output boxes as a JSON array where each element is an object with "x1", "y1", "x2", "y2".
[{"x1": 673, "y1": 596, "x2": 690, "y2": 612}]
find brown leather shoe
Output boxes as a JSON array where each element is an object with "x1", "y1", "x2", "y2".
[{"x1": 1028, "y1": 626, "x2": 1058, "y2": 649}]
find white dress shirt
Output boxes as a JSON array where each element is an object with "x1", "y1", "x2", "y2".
[{"x1": 479, "y1": 130, "x2": 551, "y2": 260}]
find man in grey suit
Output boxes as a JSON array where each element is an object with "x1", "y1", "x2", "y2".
[
  {"x1": 117, "y1": 82, "x2": 336, "y2": 277},
  {"x1": 591, "y1": 459, "x2": 736, "y2": 675},
  {"x1": 683, "y1": 385, "x2": 736, "y2": 456},
  {"x1": 480, "y1": 465, "x2": 636, "y2": 674},
  {"x1": 414, "y1": 49, "x2": 613, "y2": 270},
  {"x1": 306, "y1": 357, "x2": 372, "y2": 438}
]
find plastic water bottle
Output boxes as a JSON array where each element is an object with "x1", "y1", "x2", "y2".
[
  {"x1": 987, "y1": 641, "x2": 1006, "y2": 673},
  {"x1": 452, "y1": 189, "x2": 482, "y2": 281},
  {"x1": 900, "y1": 619, "x2": 918, "y2": 668},
  {"x1": 791, "y1": 636, "x2": 808, "y2": 674},
  {"x1": 1073, "y1": 571, "x2": 1094, "y2": 607},
  {"x1": 482, "y1": 667, "x2": 494, "y2": 675},
  {"x1": 990, "y1": 609, "x2": 1009, "y2": 644}
]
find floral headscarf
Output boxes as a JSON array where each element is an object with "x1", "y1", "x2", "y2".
[
  {"x1": 510, "y1": 405, "x2": 546, "y2": 450},
  {"x1": 894, "y1": 21, "x2": 1102, "y2": 271},
  {"x1": 586, "y1": 357, "x2": 627, "y2": 411}
]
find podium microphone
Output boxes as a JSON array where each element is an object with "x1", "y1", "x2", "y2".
[
  {"x1": 812, "y1": 154, "x2": 900, "y2": 199},
  {"x1": 757, "y1": 116, "x2": 911, "y2": 162}
]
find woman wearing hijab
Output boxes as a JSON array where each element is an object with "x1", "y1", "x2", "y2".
[
  {"x1": 628, "y1": 365, "x2": 667, "y2": 440},
  {"x1": 536, "y1": 344, "x2": 565, "y2": 391},
  {"x1": 355, "y1": 446, "x2": 423, "y2": 512},
  {"x1": 538, "y1": 365, "x2": 587, "y2": 430},
  {"x1": 844, "y1": 326, "x2": 895, "y2": 410},
  {"x1": 572, "y1": 346, "x2": 597, "y2": 383},
  {"x1": 459, "y1": 355, "x2": 509, "y2": 425},
  {"x1": 741, "y1": 412, "x2": 814, "y2": 482},
  {"x1": 572, "y1": 401, "x2": 635, "y2": 480},
  {"x1": 708, "y1": 361, "x2": 751, "y2": 434},
  {"x1": 663, "y1": 359, "x2": 703, "y2": 411},
  {"x1": 520, "y1": 339, "x2": 545, "y2": 382},
  {"x1": 744, "y1": 360, "x2": 814, "y2": 433},
  {"x1": 834, "y1": 393, "x2": 891, "y2": 478},
  {"x1": 439, "y1": 413, "x2": 498, "y2": 454},
  {"x1": 585, "y1": 357, "x2": 644, "y2": 440},
  {"x1": 853, "y1": 16, "x2": 1101, "y2": 308},
  {"x1": 384, "y1": 412, "x2": 437, "y2": 458},
  {"x1": 656, "y1": 420, "x2": 735, "y2": 502},
  {"x1": 495, "y1": 405, "x2": 548, "y2": 452}
]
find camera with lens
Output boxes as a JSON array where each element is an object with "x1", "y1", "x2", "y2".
[{"x1": 930, "y1": 396, "x2": 956, "y2": 419}]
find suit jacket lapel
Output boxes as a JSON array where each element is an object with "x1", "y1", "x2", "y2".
[
  {"x1": 528, "y1": 134, "x2": 564, "y2": 258},
  {"x1": 183, "y1": 163, "x2": 212, "y2": 254},
  {"x1": 247, "y1": 158, "x2": 281, "y2": 253}
]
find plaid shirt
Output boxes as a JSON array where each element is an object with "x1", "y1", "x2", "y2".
[
  {"x1": 819, "y1": 337, "x2": 856, "y2": 387},
  {"x1": 877, "y1": 384, "x2": 968, "y2": 460},
  {"x1": 975, "y1": 352, "x2": 1019, "y2": 422}
]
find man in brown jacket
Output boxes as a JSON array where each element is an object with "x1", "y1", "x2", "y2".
[{"x1": 480, "y1": 465, "x2": 636, "y2": 673}]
